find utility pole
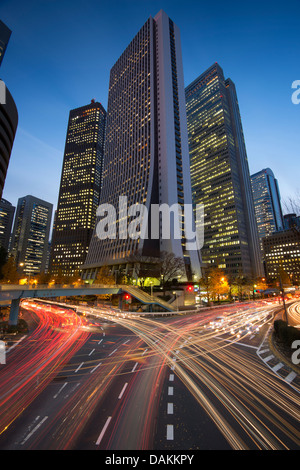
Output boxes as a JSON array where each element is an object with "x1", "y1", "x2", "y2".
[{"x1": 279, "y1": 275, "x2": 288, "y2": 324}]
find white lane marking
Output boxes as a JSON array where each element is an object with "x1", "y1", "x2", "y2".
[
  {"x1": 264, "y1": 354, "x2": 274, "y2": 362},
  {"x1": 53, "y1": 382, "x2": 68, "y2": 399},
  {"x1": 259, "y1": 348, "x2": 269, "y2": 354},
  {"x1": 169, "y1": 374, "x2": 174, "y2": 381},
  {"x1": 131, "y1": 362, "x2": 139, "y2": 372},
  {"x1": 7, "y1": 335, "x2": 26, "y2": 353},
  {"x1": 118, "y1": 383, "x2": 128, "y2": 399},
  {"x1": 75, "y1": 362, "x2": 84, "y2": 373},
  {"x1": 21, "y1": 416, "x2": 48, "y2": 445},
  {"x1": 98, "y1": 339, "x2": 103, "y2": 345},
  {"x1": 108, "y1": 348, "x2": 118, "y2": 357},
  {"x1": 285, "y1": 371, "x2": 297, "y2": 383},
  {"x1": 168, "y1": 386, "x2": 174, "y2": 396},
  {"x1": 90, "y1": 362, "x2": 102, "y2": 374},
  {"x1": 64, "y1": 383, "x2": 79, "y2": 398},
  {"x1": 167, "y1": 403, "x2": 174, "y2": 414},
  {"x1": 96, "y1": 416, "x2": 112, "y2": 445},
  {"x1": 272, "y1": 362, "x2": 284, "y2": 372},
  {"x1": 166, "y1": 424, "x2": 174, "y2": 440},
  {"x1": 123, "y1": 339, "x2": 130, "y2": 344},
  {"x1": 89, "y1": 348, "x2": 95, "y2": 356},
  {"x1": 142, "y1": 348, "x2": 148, "y2": 355}
]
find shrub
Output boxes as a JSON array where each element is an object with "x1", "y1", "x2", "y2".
[{"x1": 274, "y1": 319, "x2": 300, "y2": 347}]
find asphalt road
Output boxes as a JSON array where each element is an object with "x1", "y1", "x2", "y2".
[{"x1": 0, "y1": 300, "x2": 299, "y2": 450}]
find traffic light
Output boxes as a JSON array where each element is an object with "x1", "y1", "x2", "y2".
[
  {"x1": 124, "y1": 293, "x2": 131, "y2": 302},
  {"x1": 187, "y1": 285, "x2": 194, "y2": 292}
]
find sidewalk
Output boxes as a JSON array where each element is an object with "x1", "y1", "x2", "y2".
[{"x1": 256, "y1": 310, "x2": 300, "y2": 391}]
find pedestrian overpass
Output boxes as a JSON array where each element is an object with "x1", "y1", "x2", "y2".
[{"x1": 0, "y1": 284, "x2": 175, "y2": 325}]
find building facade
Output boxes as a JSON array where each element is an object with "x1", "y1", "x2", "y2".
[
  {"x1": 0, "y1": 20, "x2": 11, "y2": 67},
  {"x1": 283, "y1": 213, "x2": 300, "y2": 230},
  {"x1": 50, "y1": 100, "x2": 106, "y2": 276},
  {"x1": 82, "y1": 10, "x2": 201, "y2": 282},
  {"x1": 251, "y1": 168, "x2": 284, "y2": 255},
  {"x1": 262, "y1": 227, "x2": 300, "y2": 284},
  {"x1": 10, "y1": 195, "x2": 53, "y2": 276},
  {"x1": 0, "y1": 20, "x2": 18, "y2": 198},
  {"x1": 185, "y1": 63, "x2": 263, "y2": 279},
  {"x1": 0, "y1": 198, "x2": 15, "y2": 251}
]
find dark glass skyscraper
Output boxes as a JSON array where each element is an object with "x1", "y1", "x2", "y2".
[
  {"x1": 0, "y1": 20, "x2": 11, "y2": 67},
  {"x1": 251, "y1": 168, "x2": 284, "y2": 254},
  {"x1": 0, "y1": 198, "x2": 15, "y2": 251},
  {"x1": 82, "y1": 10, "x2": 201, "y2": 282},
  {"x1": 50, "y1": 100, "x2": 106, "y2": 276},
  {"x1": 10, "y1": 195, "x2": 53, "y2": 276},
  {"x1": 0, "y1": 20, "x2": 18, "y2": 198},
  {"x1": 186, "y1": 63, "x2": 263, "y2": 278}
]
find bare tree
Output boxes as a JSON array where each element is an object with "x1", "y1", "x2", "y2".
[
  {"x1": 282, "y1": 190, "x2": 300, "y2": 216},
  {"x1": 159, "y1": 251, "x2": 185, "y2": 288}
]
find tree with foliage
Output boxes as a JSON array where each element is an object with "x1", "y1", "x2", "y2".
[
  {"x1": 230, "y1": 275, "x2": 249, "y2": 301},
  {"x1": 209, "y1": 269, "x2": 229, "y2": 302},
  {"x1": 67, "y1": 269, "x2": 84, "y2": 286},
  {"x1": 36, "y1": 271, "x2": 52, "y2": 285},
  {"x1": 1, "y1": 255, "x2": 19, "y2": 284},
  {"x1": 95, "y1": 266, "x2": 115, "y2": 285},
  {"x1": 199, "y1": 270, "x2": 213, "y2": 305},
  {"x1": 199, "y1": 267, "x2": 229, "y2": 303}
]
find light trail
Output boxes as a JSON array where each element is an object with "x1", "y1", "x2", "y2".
[
  {"x1": 0, "y1": 302, "x2": 91, "y2": 436},
  {"x1": 287, "y1": 301, "x2": 300, "y2": 327},
  {"x1": 83, "y1": 302, "x2": 299, "y2": 450},
  {"x1": 1, "y1": 298, "x2": 298, "y2": 450}
]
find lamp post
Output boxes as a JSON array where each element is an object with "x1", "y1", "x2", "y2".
[
  {"x1": 279, "y1": 275, "x2": 288, "y2": 324},
  {"x1": 173, "y1": 291, "x2": 178, "y2": 311}
]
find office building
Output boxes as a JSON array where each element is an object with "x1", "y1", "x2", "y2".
[
  {"x1": 0, "y1": 198, "x2": 15, "y2": 251},
  {"x1": 0, "y1": 20, "x2": 11, "y2": 67},
  {"x1": 185, "y1": 63, "x2": 263, "y2": 279},
  {"x1": 283, "y1": 213, "x2": 300, "y2": 230},
  {"x1": 50, "y1": 100, "x2": 106, "y2": 276},
  {"x1": 10, "y1": 195, "x2": 53, "y2": 275},
  {"x1": 82, "y1": 10, "x2": 201, "y2": 282},
  {"x1": 263, "y1": 227, "x2": 300, "y2": 284},
  {"x1": 0, "y1": 20, "x2": 18, "y2": 198},
  {"x1": 251, "y1": 168, "x2": 284, "y2": 253}
]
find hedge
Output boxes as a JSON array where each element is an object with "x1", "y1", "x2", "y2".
[{"x1": 273, "y1": 319, "x2": 300, "y2": 347}]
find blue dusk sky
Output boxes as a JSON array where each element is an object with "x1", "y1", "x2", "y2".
[{"x1": 0, "y1": 0, "x2": 299, "y2": 219}]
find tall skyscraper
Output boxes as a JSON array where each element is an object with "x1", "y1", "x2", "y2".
[
  {"x1": 0, "y1": 20, "x2": 11, "y2": 67},
  {"x1": 185, "y1": 63, "x2": 263, "y2": 279},
  {"x1": 10, "y1": 195, "x2": 53, "y2": 276},
  {"x1": 251, "y1": 168, "x2": 284, "y2": 253},
  {"x1": 0, "y1": 198, "x2": 15, "y2": 251},
  {"x1": 82, "y1": 10, "x2": 201, "y2": 282},
  {"x1": 0, "y1": 20, "x2": 18, "y2": 198},
  {"x1": 50, "y1": 100, "x2": 106, "y2": 276}
]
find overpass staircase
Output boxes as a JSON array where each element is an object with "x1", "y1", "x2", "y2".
[{"x1": 120, "y1": 285, "x2": 174, "y2": 312}]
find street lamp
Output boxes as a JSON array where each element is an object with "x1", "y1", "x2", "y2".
[
  {"x1": 279, "y1": 275, "x2": 288, "y2": 324},
  {"x1": 173, "y1": 291, "x2": 178, "y2": 311}
]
